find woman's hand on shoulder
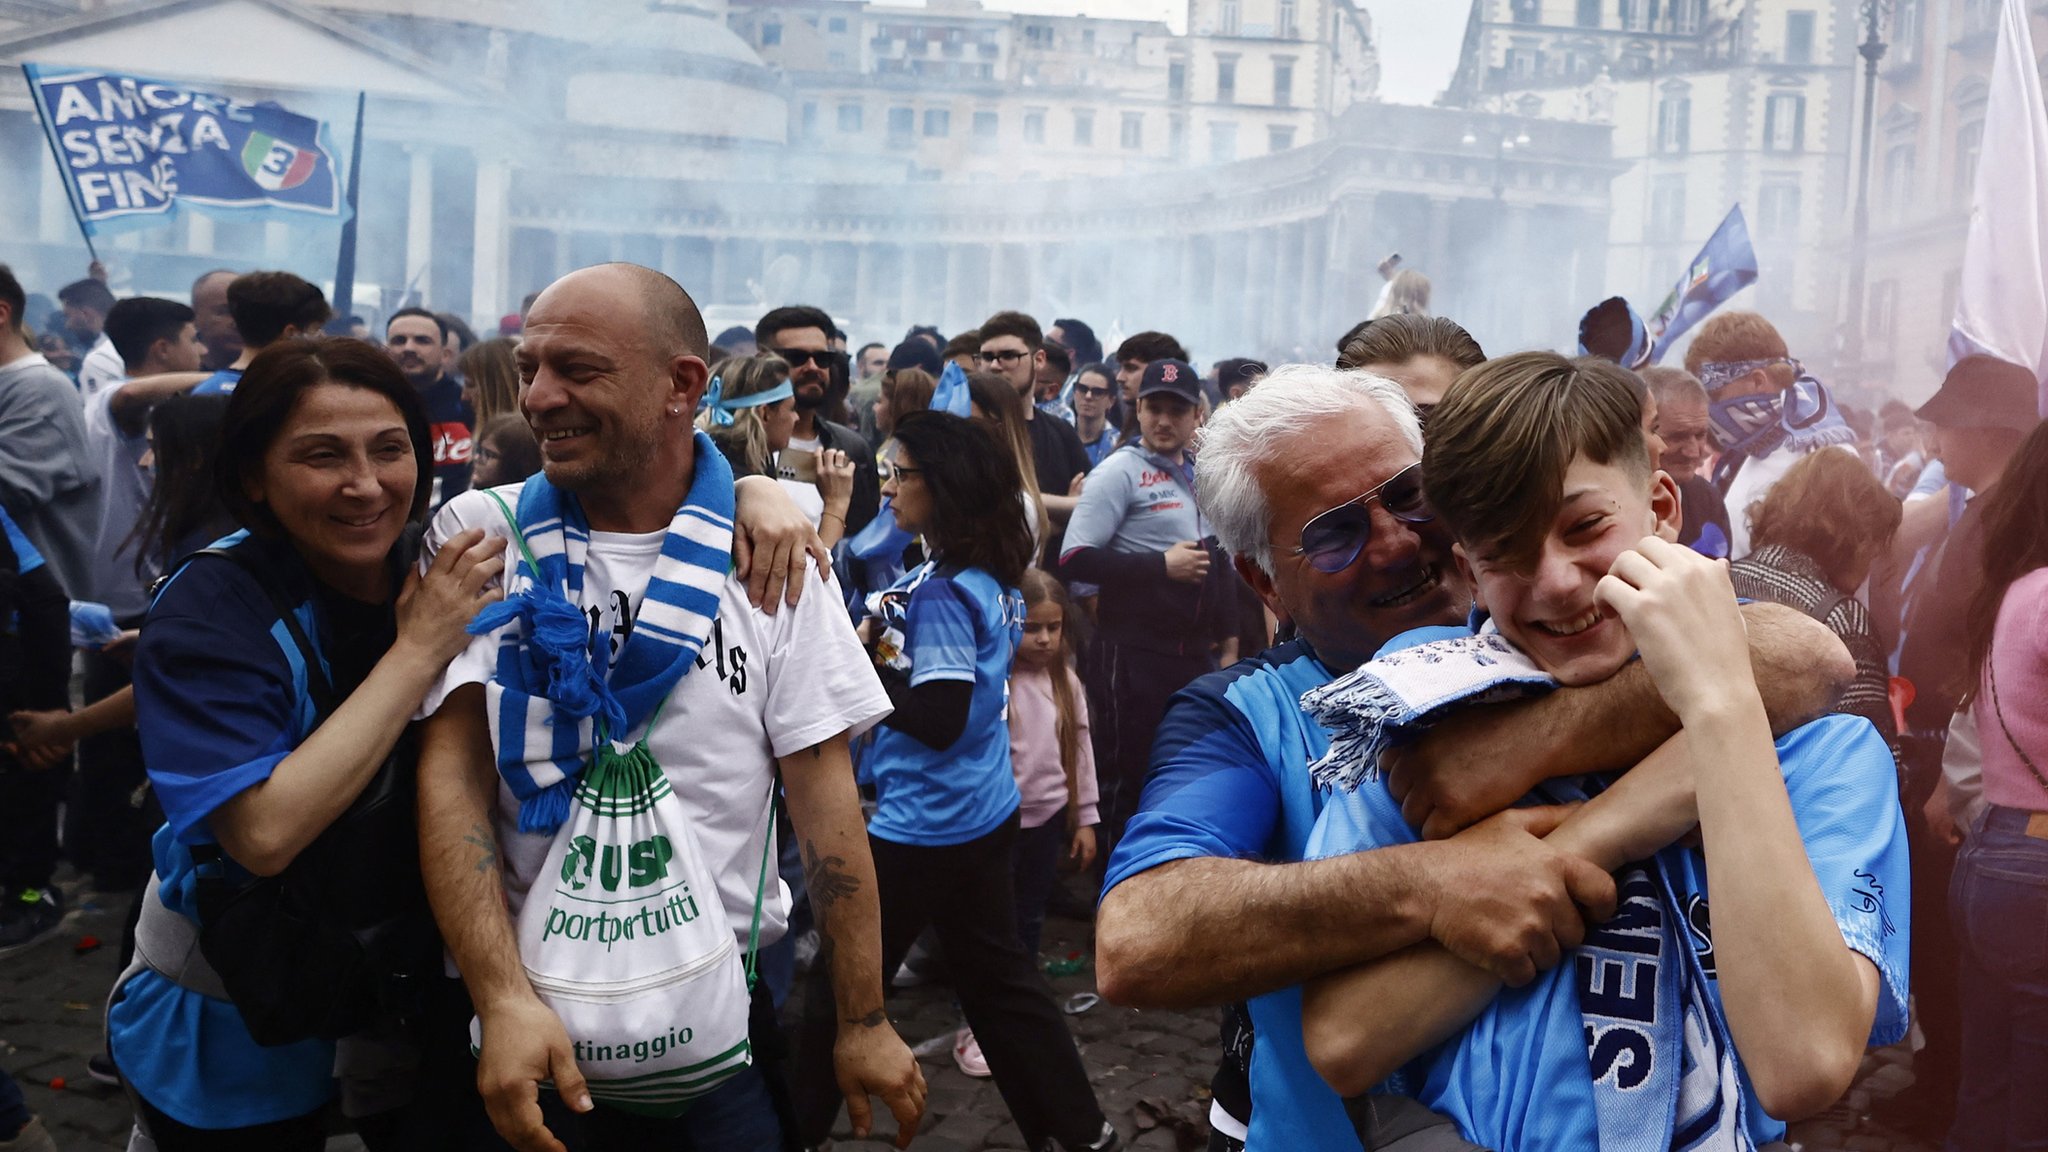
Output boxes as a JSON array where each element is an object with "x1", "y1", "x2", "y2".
[{"x1": 396, "y1": 527, "x2": 507, "y2": 666}]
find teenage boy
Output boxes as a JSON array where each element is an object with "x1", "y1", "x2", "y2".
[
  {"x1": 193, "y1": 271, "x2": 331, "y2": 395},
  {"x1": 977, "y1": 311, "x2": 1089, "y2": 526},
  {"x1": 1298, "y1": 353, "x2": 1908, "y2": 1151}
]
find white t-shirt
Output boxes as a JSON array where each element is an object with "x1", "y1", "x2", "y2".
[
  {"x1": 421, "y1": 482, "x2": 893, "y2": 947},
  {"x1": 79, "y1": 334, "x2": 124, "y2": 401},
  {"x1": 776, "y1": 476, "x2": 826, "y2": 529},
  {"x1": 82, "y1": 381, "x2": 152, "y2": 618}
]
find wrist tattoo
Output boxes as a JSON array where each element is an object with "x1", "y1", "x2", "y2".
[{"x1": 845, "y1": 1008, "x2": 887, "y2": 1028}]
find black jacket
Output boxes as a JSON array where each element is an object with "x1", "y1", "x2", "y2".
[{"x1": 815, "y1": 418, "x2": 881, "y2": 537}]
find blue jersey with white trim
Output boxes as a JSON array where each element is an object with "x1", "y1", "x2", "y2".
[
  {"x1": 1104, "y1": 627, "x2": 1463, "y2": 1150},
  {"x1": 1309, "y1": 708, "x2": 1910, "y2": 1151}
]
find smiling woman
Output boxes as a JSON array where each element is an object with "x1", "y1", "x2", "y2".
[{"x1": 111, "y1": 337, "x2": 507, "y2": 1149}]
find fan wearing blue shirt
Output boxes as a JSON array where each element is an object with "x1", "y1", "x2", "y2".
[
  {"x1": 1300, "y1": 353, "x2": 1908, "y2": 1151},
  {"x1": 793, "y1": 410, "x2": 1118, "y2": 1152},
  {"x1": 1094, "y1": 361, "x2": 1857, "y2": 1152}
]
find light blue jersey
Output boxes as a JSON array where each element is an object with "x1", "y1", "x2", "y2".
[
  {"x1": 863, "y1": 563, "x2": 1026, "y2": 847},
  {"x1": 1103, "y1": 625, "x2": 1469, "y2": 1150},
  {"x1": 1308, "y1": 710, "x2": 1911, "y2": 1152}
]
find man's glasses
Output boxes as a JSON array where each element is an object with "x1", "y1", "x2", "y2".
[
  {"x1": 1292, "y1": 463, "x2": 1433, "y2": 574},
  {"x1": 774, "y1": 348, "x2": 843, "y2": 369},
  {"x1": 976, "y1": 348, "x2": 1030, "y2": 366},
  {"x1": 1073, "y1": 384, "x2": 1113, "y2": 399}
]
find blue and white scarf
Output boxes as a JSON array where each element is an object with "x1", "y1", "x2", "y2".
[
  {"x1": 1302, "y1": 635, "x2": 1755, "y2": 1152},
  {"x1": 1704, "y1": 372, "x2": 1855, "y2": 489},
  {"x1": 466, "y1": 430, "x2": 735, "y2": 834}
]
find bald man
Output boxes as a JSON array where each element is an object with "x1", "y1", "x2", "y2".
[{"x1": 417, "y1": 264, "x2": 924, "y2": 1152}]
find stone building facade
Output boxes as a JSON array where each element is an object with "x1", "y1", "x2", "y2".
[{"x1": 0, "y1": 0, "x2": 1609, "y2": 361}]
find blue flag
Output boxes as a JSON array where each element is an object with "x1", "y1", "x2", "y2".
[
  {"x1": 24, "y1": 64, "x2": 349, "y2": 234},
  {"x1": 1643, "y1": 204, "x2": 1758, "y2": 365},
  {"x1": 930, "y1": 359, "x2": 972, "y2": 417}
]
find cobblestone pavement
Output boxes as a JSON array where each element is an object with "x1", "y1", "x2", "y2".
[{"x1": 2, "y1": 871, "x2": 1941, "y2": 1152}]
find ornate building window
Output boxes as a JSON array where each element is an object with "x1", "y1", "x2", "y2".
[
  {"x1": 1656, "y1": 89, "x2": 1691, "y2": 153},
  {"x1": 1763, "y1": 92, "x2": 1806, "y2": 152},
  {"x1": 1954, "y1": 119, "x2": 1984, "y2": 206}
]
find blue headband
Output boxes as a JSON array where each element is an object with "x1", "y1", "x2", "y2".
[{"x1": 703, "y1": 375, "x2": 795, "y2": 426}]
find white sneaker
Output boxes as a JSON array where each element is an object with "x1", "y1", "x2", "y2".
[{"x1": 951, "y1": 1026, "x2": 991, "y2": 1078}]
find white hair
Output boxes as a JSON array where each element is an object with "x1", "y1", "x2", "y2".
[{"x1": 1195, "y1": 364, "x2": 1423, "y2": 574}]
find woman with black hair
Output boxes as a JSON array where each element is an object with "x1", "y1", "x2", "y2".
[
  {"x1": 110, "y1": 338, "x2": 506, "y2": 1150},
  {"x1": 793, "y1": 411, "x2": 1119, "y2": 1152}
]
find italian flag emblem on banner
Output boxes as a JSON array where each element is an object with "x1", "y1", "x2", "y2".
[{"x1": 242, "y1": 131, "x2": 317, "y2": 191}]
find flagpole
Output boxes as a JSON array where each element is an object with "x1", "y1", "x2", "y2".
[
  {"x1": 21, "y1": 64, "x2": 101, "y2": 265},
  {"x1": 331, "y1": 90, "x2": 366, "y2": 321}
]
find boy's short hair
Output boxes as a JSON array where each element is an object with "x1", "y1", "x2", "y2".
[
  {"x1": 1115, "y1": 330, "x2": 1187, "y2": 365},
  {"x1": 1424, "y1": 351, "x2": 1651, "y2": 567},
  {"x1": 978, "y1": 310, "x2": 1042, "y2": 349},
  {"x1": 0, "y1": 264, "x2": 25, "y2": 333},
  {"x1": 1040, "y1": 341, "x2": 1072, "y2": 377},
  {"x1": 943, "y1": 330, "x2": 981, "y2": 361},
  {"x1": 104, "y1": 297, "x2": 194, "y2": 370},
  {"x1": 1682, "y1": 311, "x2": 1791, "y2": 384},
  {"x1": 228, "y1": 271, "x2": 331, "y2": 347},
  {"x1": 1336, "y1": 313, "x2": 1487, "y2": 373},
  {"x1": 386, "y1": 306, "x2": 448, "y2": 341}
]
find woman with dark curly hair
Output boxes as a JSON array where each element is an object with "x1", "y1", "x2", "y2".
[
  {"x1": 1729, "y1": 446, "x2": 1903, "y2": 746},
  {"x1": 793, "y1": 411, "x2": 1118, "y2": 1152}
]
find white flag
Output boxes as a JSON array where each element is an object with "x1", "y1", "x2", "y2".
[{"x1": 1950, "y1": 0, "x2": 2048, "y2": 413}]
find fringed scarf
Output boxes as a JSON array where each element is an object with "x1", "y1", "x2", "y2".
[
  {"x1": 1301, "y1": 632, "x2": 1755, "y2": 1152},
  {"x1": 466, "y1": 431, "x2": 735, "y2": 834}
]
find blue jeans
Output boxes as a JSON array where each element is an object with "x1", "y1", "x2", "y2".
[{"x1": 1947, "y1": 806, "x2": 2048, "y2": 1152}]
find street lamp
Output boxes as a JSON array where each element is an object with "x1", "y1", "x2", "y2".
[{"x1": 1843, "y1": 0, "x2": 1890, "y2": 386}]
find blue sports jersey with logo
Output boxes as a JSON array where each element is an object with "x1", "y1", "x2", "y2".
[{"x1": 863, "y1": 564, "x2": 1025, "y2": 847}]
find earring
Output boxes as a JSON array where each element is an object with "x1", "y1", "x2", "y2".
[{"x1": 668, "y1": 406, "x2": 681, "y2": 416}]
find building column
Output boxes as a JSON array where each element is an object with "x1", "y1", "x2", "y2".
[
  {"x1": 186, "y1": 213, "x2": 215, "y2": 257},
  {"x1": 472, "y1": 157, "x2": 511, "y2": 324},
  {"x1": 1497, "y1": 204, "x2": 1532, "y2": 346},
  {"x1": 708, "y1": 237, "x2": 729, "y2": 306},
  {"x1": 405, "y1": 145, "x2": 435, "y2": 305},
  {"x1": 1426, "y1": 196, "x2": 1455, "y2": 285},
  {"x1": 852, "y1": 242, "x2": 872, "y2": 326},
  {"x1": 943, "y1": 244, "x2": 965, "y2": 333}
]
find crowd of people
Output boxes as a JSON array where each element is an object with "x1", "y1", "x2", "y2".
[{"x1": 0, "y1": 252, "x2": 2041, "y2": 1152}]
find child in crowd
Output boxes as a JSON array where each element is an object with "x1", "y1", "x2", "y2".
[
  {"x1": 468, "y1": 413, "x2": 542, "y2": 489},
  {"x1": 1008, "y1": 568, "x2": 1100, "y2": 959},
  {"x1": 955, "y1": 569, "x2": 1102, "y2": 1078}
]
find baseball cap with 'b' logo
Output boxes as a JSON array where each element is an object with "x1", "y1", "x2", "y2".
[{"x1": 1137, "y1": 358, "x2": 1201, "y2": 405}]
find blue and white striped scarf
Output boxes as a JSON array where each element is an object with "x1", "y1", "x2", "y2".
[
  {"x1": 466, "y1": 431, "x2": 735, "y2": 834},
  {"x1": 1302, "y1": 635, "x2": 1755, "y2": 1152}
]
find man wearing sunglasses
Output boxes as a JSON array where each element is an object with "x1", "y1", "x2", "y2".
[
  {"x1": 1094, "y1": 363, "x2": 1854, "y2": 1150},
  {"x1": 756, "y1": 305, "x2": 880, "y2": 537}
]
